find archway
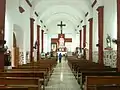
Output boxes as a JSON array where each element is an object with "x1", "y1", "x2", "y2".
[
  {"x1": 12, "y1": 32, "x2": 19, "y2": 67},
  {"x1": 12, "y1": 24, "x2": 24, "y2": 67}
]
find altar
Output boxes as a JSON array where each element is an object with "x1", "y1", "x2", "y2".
[
  {"x1": 51, "y1": 21, "x2": 72, "y2": 55},
  {"x1": 58, "y1": 47, "x2": 66, "y2": 52}
]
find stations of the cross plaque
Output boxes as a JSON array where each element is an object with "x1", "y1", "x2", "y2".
[{"x1": 57, "y1": 21, "x2": 66, "y2": 34}]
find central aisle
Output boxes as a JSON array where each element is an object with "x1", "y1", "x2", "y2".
[{"x1": 45, "y1": 58, "x2": 81, "y2": 90}]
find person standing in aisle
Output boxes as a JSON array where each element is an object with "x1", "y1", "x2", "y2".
[{"x1": 58, "y1": 53, "x2": 62, "y2": 63}]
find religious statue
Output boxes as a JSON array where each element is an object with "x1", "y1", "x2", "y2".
[
  {"x1": 33, "y1": 40, "x2": 38, "y2": 49},
  {"x1": 106, "y1": 34, "x2": 111, "y2": 48},
  {"x1": 59, "y1": 36, "x2": 64, "y2": 46}
]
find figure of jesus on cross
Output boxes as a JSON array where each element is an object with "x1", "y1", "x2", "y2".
[
  {"x1": 59, "y1": 35, "x2": 64, "y2": 46},
  {"x1": 57, "y1": 21, "x2": 66, "y2": 34}
]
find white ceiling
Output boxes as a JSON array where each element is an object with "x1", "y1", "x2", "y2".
[{"x1": 30, "y1": 0, "x2": 93, "y2": 33}]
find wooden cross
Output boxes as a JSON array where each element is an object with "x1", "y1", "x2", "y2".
[{"x1": 57, "y1": 21, "x2": 66, "y2": 34}]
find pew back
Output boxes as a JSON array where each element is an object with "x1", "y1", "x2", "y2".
[
  {"x1": 85, "y1": 76, "x2": 120, "y2": 90},
  {"x1": 0, "y1": 77, "x2": 41, "y2": 90}
]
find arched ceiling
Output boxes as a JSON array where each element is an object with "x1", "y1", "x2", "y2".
[{"x1": 30, "y1": 0, "x2": 93, "y2": 33}]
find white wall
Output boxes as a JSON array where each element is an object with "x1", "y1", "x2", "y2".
[
  {"x1": 85, "y1": 16, "x2": 90, "y2": 49},
  {"x1": 75, "y1": 33, "x2": 80, "y2": 48},
  {"x1": 5, "y1": 0, "x2": 33, "y2": 64},
  {"x1": 13, "y1": 24, "x2": 24, "y2": 49},
  {"x1": 92, "y1": 4, "x2": 98, "y2": 52},
  {"x1": 92, "y1": 2, "x2": 99, "y2": 63},
  {"x1": 92, "y1": 0, "x2": 117, "y2": 64},
  {"x1": 5, "y1": 13, "x2": 13, "y2": 49},
  {"x1": 92, "y1": 0, "x2": 117, "y2": 50},
  {"x1": 103, "y1": 0, "x2": 117, "y2": 50},
  {"x1": 44, "y1": 34, "x2": 48, "y2": 53},
  {"x1": 47, "y1": 34, "x2": 51, "y2": 52}
]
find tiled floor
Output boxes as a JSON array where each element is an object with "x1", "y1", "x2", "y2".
[{"x1": 45, "y1": 58, "x2": 81, "y2": 90}]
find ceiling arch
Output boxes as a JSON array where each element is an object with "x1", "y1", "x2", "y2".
[
  {"x1": 32, "y1": 0, "x2": 92, "y2": 13},
  {"x1": 30, "y1": 0, "x2": 93, "y2": 33},
  {"x1": 32, "y1": 0, "x2": 93, "y2": 20},
  {"x1": 44, "y1": 13, "x2": 80, "y2": 29},
  {"x1": 46, "y1": 18, "x2": 77, "y2": 34},
  {"x1": 37, "y1": 5, "x2": 83, "y2": 24}
]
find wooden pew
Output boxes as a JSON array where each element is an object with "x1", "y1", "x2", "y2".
[
  {"x1": 11, "y1": 60, "x2": 56, "y2": 82},
  {"x1": 0, "y1": 87, "x2": 28, "y2": 90},
  {"x1": 67, "y1": 59, "x2": 119, "y2": 88},
  {"x1": 76, "y1": 67, "x2": 117, "y2": 80},
  {"x1": 0, "y1": 71, "x2": 47, "y2": 89},
  {"x1": 1, "y1": 60, "x2": 56, "y2": 90},
  {"x1": 0, "y1": 77, "x2": 41, "y2": 90},
  {"x1": 37, "y1": 60, "x2": 57, "y2": 72},
  {"x1": 96, "y1": 86, "x2": 120, "y2": 90},
  {"x1": 22, "y1": 59, "x2": 57, "y2": 75},
  {"x1": 74, "y1": 62, "x2": 114, "y2": 74},
  {"x1": 67, "y1": 59, "x2": 117, "y2": 73},
  {"x1": 5, "y1": 68, "x2": 49, "y2": 80},
  {"x1": 15, "y1": 64, "x2": 52, "y2": 75},
  {"x1": 68, "y1": 59, "x2": 117, "y2": 78},
  {"x1": 79, "y1": 71, "x2": 120, "y2": 89},
  {"x1": 28, "y1": 59, "x2": 57, "y2": 68},
  {"x1": 85, "y1": 76, "x2": 120, "y2": 90}
]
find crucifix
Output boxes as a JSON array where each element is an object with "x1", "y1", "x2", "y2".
[{"x1": 57, "y1": 21, "x2": 66, "y2": 34}]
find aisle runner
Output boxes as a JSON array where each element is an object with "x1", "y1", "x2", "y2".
[{"x1": 45, "y1": 58, "x2": 80, "y2": 90}]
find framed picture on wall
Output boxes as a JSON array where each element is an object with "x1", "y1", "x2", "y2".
[{"x1": 51, "y1": 43, "x2": 57, "y2": 51}]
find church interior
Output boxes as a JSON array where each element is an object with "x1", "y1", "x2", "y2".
[{"x1": 0, "y1": 0, "x2": 120, "y2": 90}]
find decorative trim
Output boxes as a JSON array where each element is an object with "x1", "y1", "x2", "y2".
[
  {"x1": 92, "y1": 0, "x2": 97, "y2": 8},
  {"x1": 25, "y1": 0, "x2": 32, "y2": 7},
  {"x1": 85, "y1": 12, "x2": 88, "y2": 17},
  {"x1": 19, "y1": 51, "x2": 24, "y2": 65},
  {"x1": 35, "y1": 12, "x2": 38, "y2": 17},
  {"x1": 104, "y1": 50, "x2": 117, "y2": 68}
]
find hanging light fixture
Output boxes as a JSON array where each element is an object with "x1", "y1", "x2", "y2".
[{"x1": 19, "y1": 0, "x2": 25, "y2": 13}]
